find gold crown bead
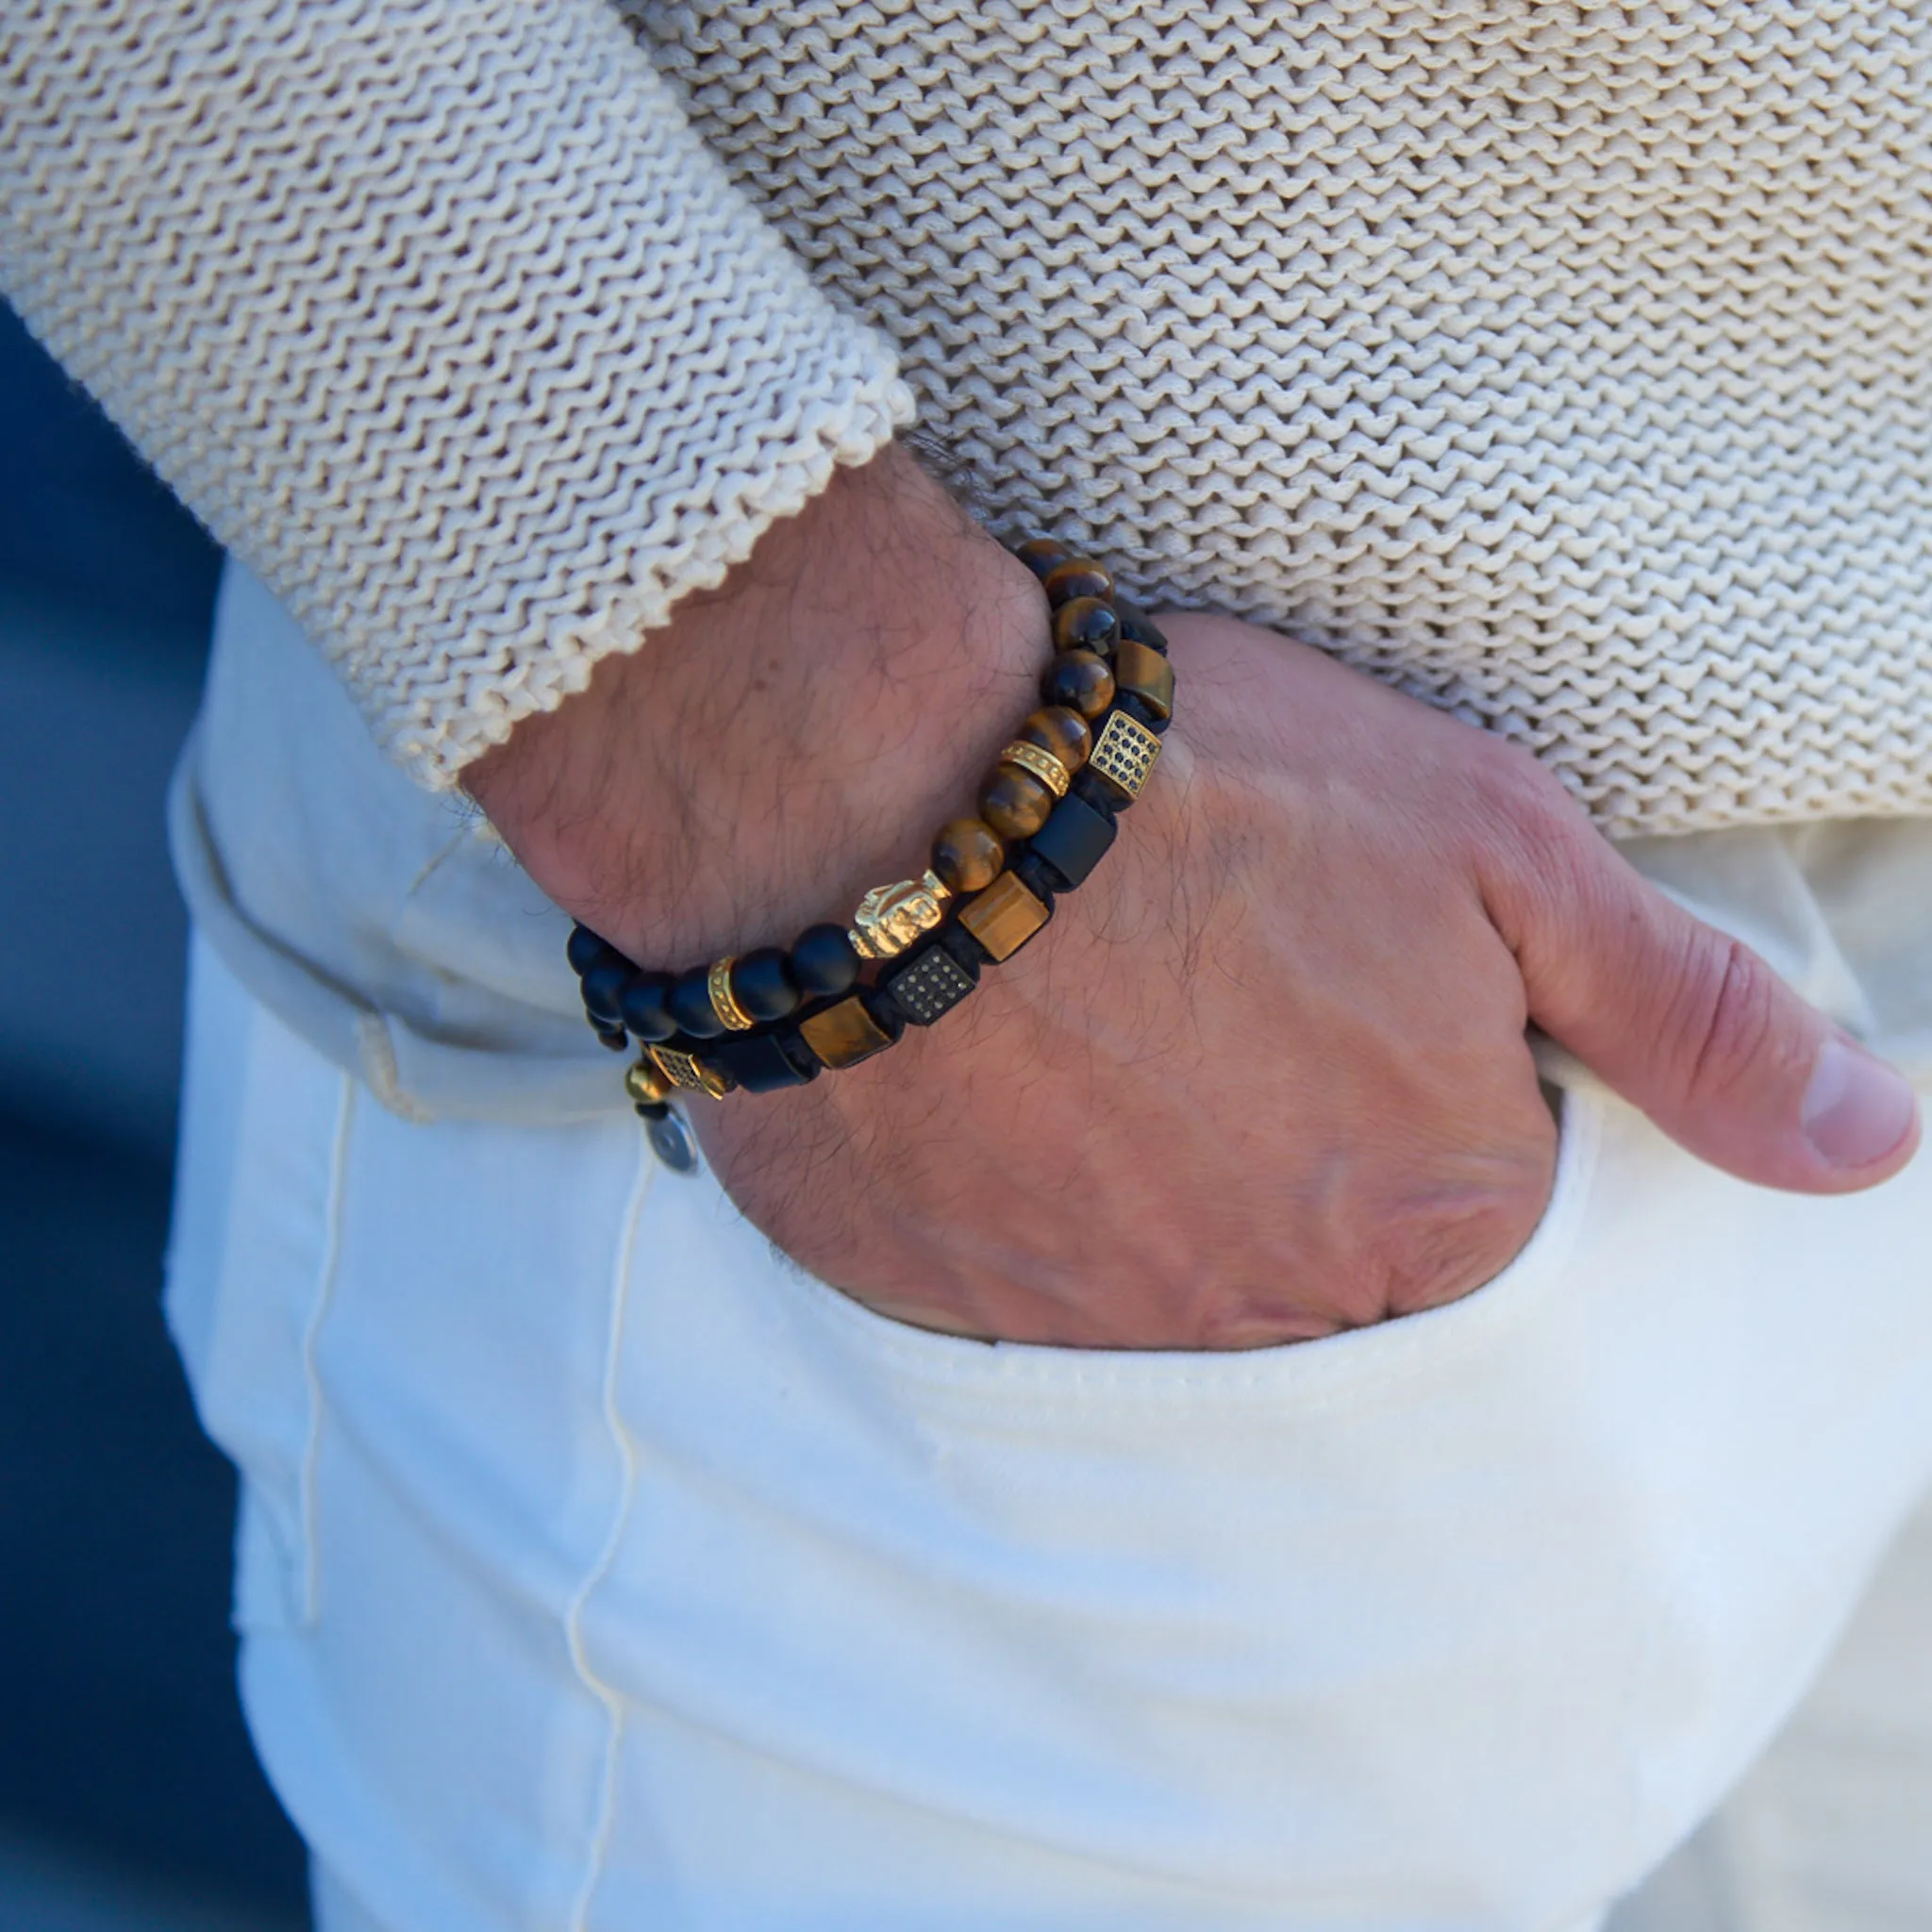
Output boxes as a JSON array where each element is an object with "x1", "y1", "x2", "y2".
[
  {"x1": 848, "y1": 870, "x2": 953, "y2": 961},
  {"x1": 999, "y1": 739, "x2": 1072, "y2": 799},
  {"x1": 708, "y1": 957, "x2": 756, "y2": 1032}
]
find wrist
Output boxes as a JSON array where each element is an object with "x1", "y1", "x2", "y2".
[{"x1": 466, "y1": 443, "x2": 1046, "y2": 966}]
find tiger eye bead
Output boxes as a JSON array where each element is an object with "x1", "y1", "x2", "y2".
[
  {"x1": 1052, "y1": 595, "x2": 1122, "y2": 658},
  {"x1": 930, "y1": 816, "x2": 1006, "y2": 894},
  {"x1": 1042, "y1": 558, "x2": 1115, "y2": 608},
  {"x1": 979, "y1": 764, "x2": 1056, "y2": 841},
  {"x1": 1041, "y1": 649, "x2": 1116, "y2": 721},
  {"x1": 1016, "y1": 704, "x2": 1092, "y2": 774},
  {"x1": 1013, "y1": 537, "x2": 1074, "y2": 581}
]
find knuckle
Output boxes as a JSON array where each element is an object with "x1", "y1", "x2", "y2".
[
  {"x1": 1358, "y1": 1154, "x2": 1557, "y2": 1323},
  {"x1": 1673, "y1": 937, "x2": 1783, "y2": 1106}
]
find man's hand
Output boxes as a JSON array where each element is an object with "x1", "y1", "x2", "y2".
[{"x1": 470, "y1": 450, "x2": 1921, "y2": 1350}]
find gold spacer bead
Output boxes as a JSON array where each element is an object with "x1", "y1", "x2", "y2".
[
  {"x1": 708, "y1": 957, "x2": 756, "y2": 1032},
  {"x1": 624, "y1": 1057, "x2": 675, "y2": 1108},
  {"x1": 999, "y1": 740, "x2": 1071, "y2": 799}
]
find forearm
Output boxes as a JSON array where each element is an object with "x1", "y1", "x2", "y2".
[{"x1": 465, "y1": 442, "x2": 1048, "y2": 968}]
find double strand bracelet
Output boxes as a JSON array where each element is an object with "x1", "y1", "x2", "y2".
[{"x1": 566, "y1": 538, "x2": 1174, "y2": 1121}]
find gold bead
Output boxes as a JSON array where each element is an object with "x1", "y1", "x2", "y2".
[
  {"x1": 1088, "y1": 709, "x2": 1163, "y2": 803},
  {"x1": 999, "y1": 740, "x2": 1071, "y2": 799},
  {"x1": 849, "y1": 869, "x2": 953, "y2": 961},
  {"x1": 624, "y1": 1057, "x2": 675, "y2": 1108},
  {"x1": 708, "y1": 957, "x2": 756, "y2": 1032}
]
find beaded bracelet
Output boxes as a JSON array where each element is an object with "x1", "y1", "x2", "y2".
[{"x1": 566, "y1": 538, "x2": 1173, "y2": 1123}]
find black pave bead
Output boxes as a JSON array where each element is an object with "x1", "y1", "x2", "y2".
[
  {"x1": 733, "y1": 946, "x2": 800, "y2": 1023},
  {"x1": 567, "y1": 924, "x2": 620, "y2": 978},
  {"x1": 579, "y1": 958, "x2": 631, "y2": 1024},
  {"x1": 709, "y1": 1029, "x2": 819, "y2": 1093},
  {"x1": 790, "y1": 923, "x2": 862, "y2": 999},
  {"x1": 881, "y1": 940, "x2": 979, "y2": 1026},
  {"x1": 668, "y1": 967, "x2": 726, "y2": 1040},
  {"x1": 618, "y1": 971, "x2": 677, "y2": 1043},
  {"x1": 1029, "y1": 790, "x2": 1118, "y2": 891}
]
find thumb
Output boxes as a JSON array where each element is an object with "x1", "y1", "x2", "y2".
[{"x1": 1480, "y1": 796, "x2": 1919, "y2": 1194}]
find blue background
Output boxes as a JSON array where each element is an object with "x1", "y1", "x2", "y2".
[{"x1": 0, "y1": 298, "x2": 310, "y2": 1928}]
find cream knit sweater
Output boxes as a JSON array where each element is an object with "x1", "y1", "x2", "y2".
[{"x1": 5, "y1": 0, "x2": 1932, "y2": 834}]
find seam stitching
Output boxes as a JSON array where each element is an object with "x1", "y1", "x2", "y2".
[
  {"x1": 296, "y1": 1071, "x2": 357, "y2": 1627},
  {"x1": 565, "y1": 1131, "x2": 658, "y2": 1932}
]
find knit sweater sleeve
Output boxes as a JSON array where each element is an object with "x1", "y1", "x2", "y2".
[{"x1": 0, "y1": 1, "x2": 915, "y2": 788}]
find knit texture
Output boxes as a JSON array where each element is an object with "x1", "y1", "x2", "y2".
[
  {"x1": 7, "y1": 4, "x2": 1932, "y2": 827},
  {"x1": 0, "y1": 1, "x2": 913, "y2": 786},
  {"x1": 634, "y1": 0, "x2": 1932, "y2": 835}
]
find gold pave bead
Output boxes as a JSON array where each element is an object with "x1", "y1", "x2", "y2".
[
  {"x1": 798, "y1": 995, "x2": 896, "y2": 1070},
  {"x1": 1088, "y1": 709, "x2": 1163, "y2": 804},
  {"x1": 708, "y1": 957, "x2": 756, "y2": 1032},
  {"x1": 624, "y1": 1057, "x2": 675, "y2": 1108},
  {"x1": 649, "y1": 1045, "x2": 736, "y2": 1100},
  {"x1": 849, "y1": 869, "x2": 953, "y2": 962},
  {"x1": 999, "y1": 739, "x2": 1072, "y2": 799}
]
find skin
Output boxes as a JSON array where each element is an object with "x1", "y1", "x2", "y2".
[{"x1": 468, "y1": 442, "x2": 1921, "y2": 1350}]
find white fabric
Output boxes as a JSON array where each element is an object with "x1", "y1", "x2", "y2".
[
  {"x1": 0, "y1": 0, "x2": 910, "y2": 786},
  {"x1": 172, "y1": 562, "x2": 1932, "y2": 1127},
  {"x1": 167, "y1": 937, "x2": 1932, "y2": 1932},
  {"x1": 9, "y1": 5, "x2": 1932, "y2": 828}
]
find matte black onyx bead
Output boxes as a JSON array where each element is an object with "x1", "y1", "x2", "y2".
[
  {"x1": 619, "y1": 972, "x2": 677, "y2": 1043},
  {"x1": 732, "y1": 947, "x2": 800, "y2": 1023},
  {"x1": 1030, "y1": 790, "x2": 1118, "y2": 891},
  {"x1": 790, "y1": 923, "x2": 862, "y2": 999},
  {"x1": 579, "y1": 958, "x2": 631, "y2": 1024},
  {"x1": 596, "y1": 1025, "x2": 630, "y2": 1053},
  {"x1": 1115, "y1": 600, "x2": 1168, "y2": 653},
  {"x1": 568, "y1": 924, "x2": 620, "y2": 978},
  {"x1": 668, "y1": 968, "x2": 726, "y2": 1040},
  {"x1": 708, "y1": 1029, "x2": 819, "y2": 1093}
]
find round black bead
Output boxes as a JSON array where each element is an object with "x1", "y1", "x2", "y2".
[
  {"x1": 733, "y1": 946, "x2": 800, "y2": 1023},
  {"x1": 618, "y1": 971, "x2": 677, "y2": 1043},
  {"x1": 567, "y1": 924, "x2": 620, "y2": 978},
  {"x1": 790, "y1": 924, "x2": 862, "y2": 999},
  {"x1": 668, "y1": 968, "x2": 726, "y2": 1040},
  {"x1": 579, "y1": 958, "x2": 631, "y2": 1024}
]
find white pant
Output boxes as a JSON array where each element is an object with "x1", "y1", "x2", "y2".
[{"x1": 165, "y1": 938, "x2": 1932, "y2": 1932}]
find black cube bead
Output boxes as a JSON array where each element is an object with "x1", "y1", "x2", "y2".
[
  {"x1": 1030, "y1": 791, "x2": 1118, "y2": 891},
  {"x1": 709, "y1": 1029, "x2": 820, "y2": 1093},
  {"x1": 880, "y1": 941, "x2": 978, "y2": 1027},
  {"x1": 619, "y1": 971, "x2": 677, "y2": 1043}
]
